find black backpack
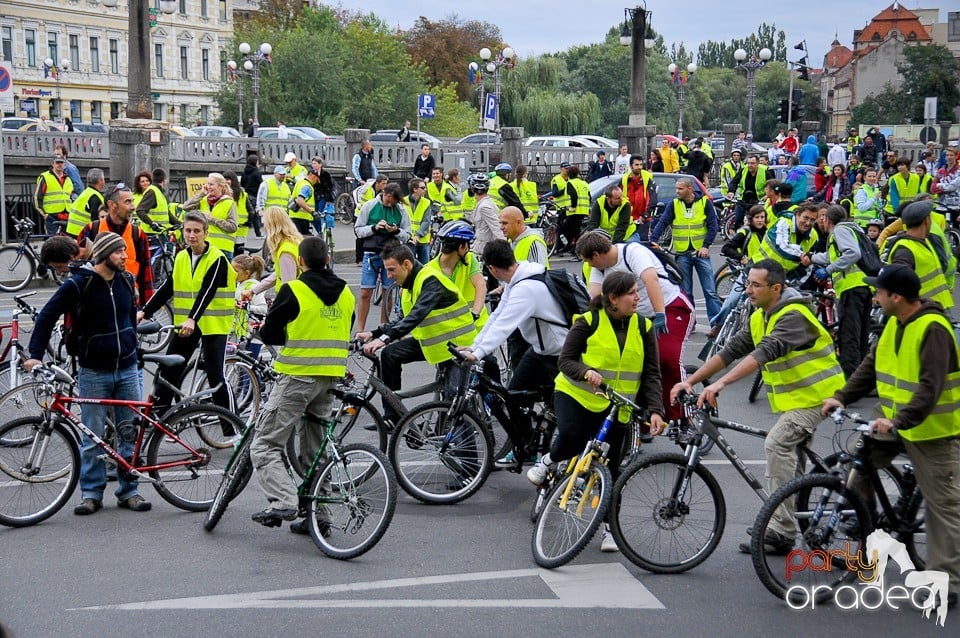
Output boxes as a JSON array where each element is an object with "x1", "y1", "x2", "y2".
[
  {"x1": 838, "y1": 222, "x2": 882, "y2": 276},
  {"x1": 623, "y1": 242, "x2": 684, "y2": 286},
  {"x1": 528, "y1": 269, "x2": 590, "y2": 327}
]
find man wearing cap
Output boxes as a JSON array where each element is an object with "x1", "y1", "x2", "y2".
[
  {"x1": 719, "y1": 150, "x2": 743, "y2": 199},
  {"x1": 77, "y1": 183, "x2": 154, "y2": 307},
  {"x1": 25, "y1": 231, "x2": 150, "y2": 515},
  {"x1": 823, "y1": 264, "x2": 960, "y2": 608},
  {"x1": 587, "y1": 150, "x2": 614, "y2": 182},
  {"x1": 549, "y1": 162, "x2": 573, "y2": 220},
  {"x1": 288, "y1": 167, "x2": 321, "y2": 235},
  {"x1": 256, "y1": 165, "x2": 292, "y2": 221},
  {"x1": 283, "y1": 152, "x2": 307, "y2": 188},
  {"x1": 845, "y1": 128, "x2": 861, "y2": 155},
  {"x1": 883, "y1": 200, "x2": 955, "y2": 312},
  {"x1": 34, "y1": 153, "x2": 75, "y2": 236}
]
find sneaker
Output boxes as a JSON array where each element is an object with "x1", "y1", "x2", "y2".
[
  {"x1": 73, "y1": 498, "x2": 103, "y2": 516},
  {"x1": 739, "y1": 529, "x2": 793, "y2": 555},
  {"x1": 600, "y1": 527, "x2": 620, "y2": 553},
  {"x1": 495, "y1": 451, "x2": 516, "y2": 468},
  {"x1": 117, "y1": 495, "x2": 152, "y2": 512},
  {"x1": 527, "y1": 461, "x2": 549, "y2": 487},
  {"x1": 251, "y1": 507, "x2": 298, "y2": 528}
]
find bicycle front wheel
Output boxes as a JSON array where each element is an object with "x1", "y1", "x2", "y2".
[
  {"x1": 389, "y1": 401, "x2": 493, "y2": 504},
  {"x1": 747, "y1": 369, "x2": 765, "y2": 403},
  {"x1": 203, "y1": 436, "x2": 253, "y2": 531},
  {"x1": 140, "y1": 302, "x2": 175, "y2": 354},
  {"x1": 610, "y1": 452, "x2": 725, "y2": 573},
  {"x1": 0, "y1": 246, "x2": 35, "y2": 293},
  {"x1": 147, "y1": 404, "x2": 244, "y2": 511},
  {"x1": 285, "y1": 398, "x2": 388, "y2": 480},
  {"x1": 305, "y1": 443, "x2": 397, "y2": 559},
  {"x1": 751, "y1": 473, "x2": 871, "y2": 604},
  {"x1": 532, "y1": 458, "x2": 612, "y2": 569},
  {"x1": 714, "y1": 267, "x2": 736, "y2": 302},
  {"x1": 0, "y1": 417, "x2": 79, "y2": 527}
]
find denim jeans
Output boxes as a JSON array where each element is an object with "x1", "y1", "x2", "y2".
[
  {"x1": 410, "y1": 242, "x2": 431, "y2": 265},
  {"x1": 710, "y1": 271, "x2": 746, "y2": 328},
  {"x1": 676, "y1": 253, "x2": 722, "y2": 322},
  {"x1": 77, "y1": 365, "x2": 142, "y2": 501}
]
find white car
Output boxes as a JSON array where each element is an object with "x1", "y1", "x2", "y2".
[
  {"x1": 255, "y1": 127, "x2": 313, "y2": 140},
  {"x1": 190, "y1": 125, "x2": 241, "y2": 137},
  {"x1": 457, "y1": 132, "x2": 501, "y2": 145},
  {"x1": 290, "y1": 126, "x2": 331, "y2": 142},
  {"x1": 574, "y1": 135, "x2": 618, "y2": 148},
  {"x1": 524, "y1": 136, "x2": 599, "y2": 148},
  {"x1": 1, "y1": 117, "x2": 56, "y2": 131}
]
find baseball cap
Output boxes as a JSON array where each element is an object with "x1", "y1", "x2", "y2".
[
  {"x1": 283, "y1": 152, "x2": 297, "y2": 163},
  {"x1": 53, "y1": 155, "x2": 65, "y2": 163},
  {"x1": 559, "y1": 161, "x2": 571, "y2": 169},
  {"x1": 864, "y1": 264, "x2": 921, "y2": 299},
  {"x1": 273, "y1": 165, "x2": 286, "y2": 175},
  {"x1": 901, "y1": 200, "x2": 933, "y2": 228}
]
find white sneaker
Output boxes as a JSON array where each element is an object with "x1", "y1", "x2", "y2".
[
  {"x1": 600, "y1": 527, "x2": 619, "y2": 553},
  {"x1": 526, "y1": 461, "x2": 549, "y2": 487}
]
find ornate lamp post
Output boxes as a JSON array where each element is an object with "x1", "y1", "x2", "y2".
[
  {"x1": 43, "y1": 58, "x2": 69, "y2": 122},
  {"x1": 237, "y1": 42, "x2": 272, "y2": 128},
  {"x1": 475, "y1": 46, "x2": 515, "y2": 132},
  {"x1": 668, "y1": 61, "x2": 697, "y2": 139},
  {"x1": 734, "y1": 47, "x2": 772, "y2": 139},
  {"x1": 620, "y1": 4, "x2": 656, "y2": 127},
  {"x1": 226, "y1": 59, "x2": 249, "y2": 132}
]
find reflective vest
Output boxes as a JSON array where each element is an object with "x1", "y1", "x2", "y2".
[
  {"x1": 233, "y1": 279, "x2": 256, "y2": 342},
  {"x1": 757, "y1": 217, "x2": 819, "y2": 274},
  {"x1": 399, "y1": 264, "x2": 477, "y2": 364},
  {"x1": 621, "y1": 170, "x2": 653, "y2": 220},
  {"x1": 404, "y1": 195, "x2": 433, "y2": 245},
  {"x1": 853, "y1": 184, "x2": 882, "y2": 226},
  {"x1": 846, "y1": 135, "x2": 861, "y2": 152},
  {"x1": 289, "y1": 178, "x2": 314, "y2": 222},
  {"x1": 489, "y1": 175, "x2": 510, "y2": 209},
  {"x1": 928, "y1": 222, "x2": 957, "y2": 289},
  {"x1": 720, "y1": 161, "x2": 741, "y2": 196},
  {"x1": 453, "y1": 190, "x2": 475, "y2": 222},
  {"x1": 199, "y1": 197, "x2": 237, "y2": 254},
  {"x1": 734, "y1": 165, "x2": 768, "y2": 201},
  {"x1": 132, "y1": 191, "x2": 142, "y2": 209},
  {"x1": 234, "y1": 191, "x2": 249, "y2": 243},
  {"x1": 554, "y1": 310, "x2": 649, "y2": 423},
  {"x1": 426, "y1": 180, "x2": 454, "y2": 217},
  {"x1": 734, "y1": 226, "x2": 764, "y2": 263},
  {"x1": 749, "y1": 302, "x2": 845, "y2": 412},
  {"x1": 273, "y1": 279, "x2": 355, "y2": 377},
  {"x1": 274, "y1": 239, "x2": 301, "y2": 292},
  {"x1": 66, "y1": 187, "x2": 104, "y2": 237},
  {"x1": 671, "y1": 197, "x2": 708, "y2": 252},
  {"x1": 875, "y1": 312, "x2": 960, "y2": 442},
  {"x1": 885, "y1": 173, "x2": 920, "y2": 213},
  {"x1": 97, "y1": 217, "x2": 140, "y2": 279},
  {"x1": 551, "y1": 174, "x2": 570, "y2": 209},
  {"x1": 264, "y1": 178, "x2": 291, "y2": 210},
  {"x1": 766, "y1": 203, "x2": 798, "y2": 230},
  {"x1": 513, "y1": 179, "x2": 539, "y2": 222},
  {"x1": 569, "y1": 178, "x2": 590, "y2": 216},
  {"x1": 285, "y1": 163, "x2": 307, "y2": 187},
  {"x1": 596, "y1": 194, "x2": 635, "y2": 241},
  {"x1": 827, "y1": 223, "x2": 869, "y2": 297},
  {"x1": 514, "y1": 231, "x2": 549, "y2": 268},
  {"x1": 429, "y1": 252, "x2": 488, "y2": 329},
  {"x1": 38, "y1": 171, "x2": 74, "y2": 216},
  {"x1": 172, "y1": 244, "x2": 237, "y2": 335},
  {"x1": 886, "y1": 236, "x2": 954, "y2": 310},
  {"x1": 918, "y1": 173, "x2": 933, "y2": 195},
  {"x1": 140, "y1": 184, "x2": 169, "y2": 235}
]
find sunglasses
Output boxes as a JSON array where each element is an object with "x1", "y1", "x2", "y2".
[{"x1": 108, "y1": 182, "x2": 128, "y2": 199}]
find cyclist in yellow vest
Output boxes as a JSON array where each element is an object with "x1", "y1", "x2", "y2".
[
  {"x1": 807, "y1": 204, "x2": 874, "y2": 378},
  {"x1": 140, "y1": 211, "x2": 237, "y2": 421},
  {"x1": 549, "y1": 162, "x2": 572, "y2": 214},
  {"x1": 676, "y1": 259, "x2": 845, "y2": 555},
  {"x1": 430, "y1": 221, "x2": 487, "y2": 327},
  {"x1": 256, "y1": 165, "x2": 292, "y2": 222},
  {"x1": 528, "y1": 270, "x2": 665, "y2": 552},
  {"x1": 852, "y1": 168, "x2": 883, "y2": 228},
  {"x1": 134, "y1": 168, "x2": 178, "y2": 234},
  {"x1": 224, "y1": 170, "x2": 249, "y2": 254},
  {"x1": 441, "y1": 168, "x2": 468, "y2": 221},
  {"x1": 915, "y1": 163, "x2": 934, "y2": 196},
  {"x1": 240, "y1": 206, "x2": 303, "y2": 302},
  {"x1": 584, "y1": 184, "x2": 634, "y2": 244},
  {"x1": 66, "y1": 168, "x2": 105, "y2": 238},
  {"x1": 489, "y1": 163, "x2": 524, "y2": 212},
  {"x1": 288, "y1": 168, "x2": 321, "y2": 236},
  {"x1": 181, "y1": 172, "x2": 239, "y2": 259},
  {"x1": 357, "y1": 243, "x2": 476, "y2": 426},
  {"x1": 512, "y1": 164, "x2": 539, "y2": 222},
  {"x1": 757, "y1": 202, "x2": 820, "y2": 277},
  {"x1": 500, "y1": 206, "x2": 548, "y2": 267},
  {"x1": 823, "y1": 264, "x2": 960, "y2": 604},
  {"x1": 885, "y1": 159, "x2": 921, "y2": 214},
  {"x1": 712, "y1": 205, "x2": 767, "y2": 330},
  {"x1": 719, "y1": 150, "x2": 743, "y2": 198},
  {"x1": 404, "y1": 177, "x2": 435, "y2": 264},
  {"x1": 283, "y1": 152, "x2": 307, "y2": 188},
  {"x1": 883, "y1": 200, "x2": 955, "y2": 311},
  {"x1": 620, "y1": 155, "x2": 657, "y2": 242},
  {"x1": 249, "y1": 236, "x2": 355, "y2": 530},
  {"x1": 558, "y1": 165, "x2": 590, "y2": 251},
  {"x1": 34, "y1": 154, "x2": 75, "y2": 236},
  {"x1": 426, "y1": 167, "x2": 458, "y2": 221}
]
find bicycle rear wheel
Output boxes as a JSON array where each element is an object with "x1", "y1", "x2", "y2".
[
  {"x1": 532, "y1": 458, "x2": 612, "y2": 568},
  {"x1": 714, "y1": 268, "x2": 736, "y2": 302},
  {"x1": 751, "y1": 473, "x2": 871, "y2": 604},
  {"x1": 0, "y1": 417, "x2": 79, "y2": 527},
  {"x1": 747, "y1": 369, "x2": 765, "y2": 403},
  {"x1": 284, "y1": 398, "x2": 388, "y2": 479},
  {"x1": 0, "y1": 246, "x2": 35, "y2": 293},
  {"x1": 334, "y1": 193, "x2": 356, "y2": 225},
  {"x1": 147, "y1": 404, "x2": 244, "y2": 511},
  {"x1": 140, "y1": 302, "x2": 175, "y2": 354},
  {"x1": 305, "y1": 443, "x2": 397, "y2": 559},
  {"x1": 203, "y1": 434, "x2": 253, "y2": 531},
  {"x1": 389, "y1": 401, "x2": 493, "y2": 504}
]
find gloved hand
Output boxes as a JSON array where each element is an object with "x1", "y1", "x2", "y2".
[
  {"x1": 150, "y1": 222, "x2": 163, "y2": 233},
  {"x1": 814, "y1": 267, "x2": 829, "y2": 282},
  {"x1": 654, "y1": 312, "x2": 668, "y2": 335}
]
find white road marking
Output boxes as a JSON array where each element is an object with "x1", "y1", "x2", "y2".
[{"x1": 71, "y1": 562, "x2": 664, "y2": 611}]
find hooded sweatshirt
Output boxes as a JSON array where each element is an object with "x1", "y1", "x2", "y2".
[
  {"x1": 260, "y1": 269, "x2": 353, "y2": 346},
  {"x1": 798, "y1": 135, "x2": 820, "y2": 166}
]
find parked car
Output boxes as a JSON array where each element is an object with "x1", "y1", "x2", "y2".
[
  {"x1": 1, "y1": 117, "x2": 55, "y2": 131},
  {"x1": 574, "y1": 134, "x2": 618, "y2": 148},
  {"x1": 72, "y1": 123, "x2": 109, "y2": 134},
  {"x1": 588, "y1": 172, "x2": 723, "y2": 218},
  {"x1": 190, "y1": 125, "x2": 241, "y2": 137},
  {"x1": 369, "y1": 129, "x2": 441, "y2": 149},
  {"x1": 525, "y1": 135, "x2": 599, "y2": 148},
  {"x1": 289, "y1": 126, "x2": 330, "y2": 142},
  {"x1": 170, "y1": 125, "x2": 199, "y2": 138},
  {"x1": 457, "y1": 132, "x2": 501, "y2": 145},
  {"x1": 255, "y1": 127, "x2": 313, "y2": 140}
]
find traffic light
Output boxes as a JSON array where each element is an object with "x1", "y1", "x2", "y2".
[
  {"x1": 791, "y1": 101, "x2": 805, "y2": 121},
  {"x1": 777, "y1": 99, "x2": 789, "y2": 123},
  {"x1": 797, "y1": 57, "x2": 809, "y2": 82}
]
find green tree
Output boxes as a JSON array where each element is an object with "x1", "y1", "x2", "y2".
[
  {"x1": 897, "y1": 43, "x2": 960, "y2": 124},
  {"x1": 848, "y1": 83, "x2": 911, "y2": 130},
  {"x1": 696, "y1": 23, "x2": 787, "y2": 68}
]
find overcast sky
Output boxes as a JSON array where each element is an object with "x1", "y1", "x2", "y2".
[{"x1": 339, "y1": 0, "x2": 948, "y2": 67}]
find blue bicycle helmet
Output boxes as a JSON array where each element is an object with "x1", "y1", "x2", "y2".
[
  {"x1": 495, "y1": 162, "x2": 512, "y2": 174},
  {"x1": 437, "y1": 220, "x2": 475, "y2": 242}
]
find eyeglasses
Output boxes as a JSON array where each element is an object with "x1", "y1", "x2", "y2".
[{"x1": 745, "y1": 282, "x2": 771, "y2": 290}]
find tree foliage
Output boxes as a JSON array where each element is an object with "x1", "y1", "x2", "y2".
[
  {"x1": 696, "y1": 23, "x2": 787, "y2": 68},
  {"x1": 848, "y1": 83, "x2": 911, "y2": 130},
  {"x1": 897, "y1": 43, "x2": 960, "y2": 124}
]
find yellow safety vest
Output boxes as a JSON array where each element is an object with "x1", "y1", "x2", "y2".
[
  {"x1": 264, "y1": 178, "x2": 291, "y2": 210},
  {"x1": 827, "y1": 223, "x2": 869, "y2": 297},
  {"x1": 274, "y1": 239, "x2": 301, "y2": 292},
  {"x1": 734, "y1": 165, "x2": 769, "y2": 202},
  {"x1": 554, "y1": 310, "x2": 649, "y2": 423},
  {"x1": 749, "y1": 301, "x2": 845, "y2": 412},
  {"x1": 139, "y1": 184, "x2": 170, "y2": 235},
  {"x1": 489, "y1": 175, "x2": 510, "y2": 209},
  {"x1": 513, "y1": 179, "x2": 539, "y2": 222},
  {"x1": 232, "y1": 279, "x2": 256, "y2": 342},
  {"x1": 66, "y1": 186, "x2": 104, "y2": 237},
  {"x1": 429, "y1": 252, "x2": 488, "y2": 329},
  {"x1": 671, "y1": 197, "x2": 708, "y2": 252},
  {"x1": 198, "y1": 197, "x2": 236, "y2": 254},
  {"x1": 38, "y1": 171, "x2": 74, "y2": 215},
  {"x1": 757, "y1": 217, "x2": 819, "y2": 274},
  {"x1": 886, "y1": 236, "x2": 954, "y2": 310},
  {"x1": 885, "y1": 173, "x2": 920, "y2": 213},
  {"x1": 399, "y1": 264, "x2": 477, "y2": 364},
  {"x1": 426, "y1": 180, "x2": 454, "y2": 217},
  {"x1": 551, "y1": 174, "x2": 570, "y2": 210},
  {"x1": 875, "y1": 312, "x2": 960, "y2": 442},
  {"x1": 172, "y1": 244, "x2": 237, "y2": 335},
  {"x1": 273, "y1": 279, "x2": 355, "y2": 377},
  {"x1": 234, "y1": 191, "x2": 249, "y2": 243},
  {"x1": 569, "y1": 178, "x2": 590, "y2": 216},
  {"x1": 514, "y1": 232, "x2": 549, "y2": 268},
  {"x1": 720, "y1": 162, "x2": 741, "y2": 196},
  {"x1": 285, "y1": 163, "x2": 307, "y2": 188},
  {"x1": 452, "y1": 190, "x2": 474, "y2": 222},
  {"x1": 404, "y1": 195, "x2": 433, "y2": 245},
  {"x1": 734, "y1": 226, "x2": 764, "y2": 263},
  {"x1": 289, "y1": 178, "x2": 314, "y2": 222},
  {"x1": 853, "y1": 184, "x2": 882, "y2": 226}
]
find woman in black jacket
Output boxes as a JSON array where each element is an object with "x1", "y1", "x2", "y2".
[{"x1": 241, "y1": 153, "x2": 264, "y2": 237}]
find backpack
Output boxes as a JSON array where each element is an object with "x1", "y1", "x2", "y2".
[
  {"x1": 622, "y1": 242, "x2": 684, "y2": 286},
  {"x1": 528, "y1": 268, "x2": 590, "y2": 327},
  {"x1": 839, "y1": 222, "x2": 882, "y2": 276}
]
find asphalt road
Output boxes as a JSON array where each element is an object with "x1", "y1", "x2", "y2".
[{"x1": 0, "y1": 233, "x2": 955, "y2": 637}]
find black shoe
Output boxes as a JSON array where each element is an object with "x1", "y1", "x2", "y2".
[
  {"x1": 73, "y1": 498, "x2": 103, "y2": 516},
  {"x1": 739, "y1": 529, "x2": 793, "y2": 555},
  {"x1": 289, "y1": 519, "x2": 309, "y2": 535},
  {"x1": 252, "y1": 507, "x2": 298, "y2": 527}
]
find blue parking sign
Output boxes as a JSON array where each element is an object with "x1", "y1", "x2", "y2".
[
  {"x1": 482, "y1": 94, "x2": 498, "y2": 131},
  {"x1": 418, "y1": 93, "x2": 436, "y2": 118}
]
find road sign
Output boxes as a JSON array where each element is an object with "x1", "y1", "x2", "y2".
[
  {"x1": 482, "y1": 93, "x2": 498, "y2": 132},
  {"x1": 418, "y1": 93, "x2": 435, "y2": 118},
  {"x1": 924, "y1": 97, "x2": 938, "y2": 122},
  {"x1": 0, "y1": 63, "x2": 14, "y2": 113}
]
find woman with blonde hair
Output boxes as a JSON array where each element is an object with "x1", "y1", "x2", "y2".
[
  {"x1": 182, "y1": 171, "x2": 239, "y2": 259},
  {"x1": 240, "y1": 206, "x2": 303, "y2": 301}
]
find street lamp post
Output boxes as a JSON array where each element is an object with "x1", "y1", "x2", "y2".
[
  {"x1": 225, "y1": 60, "x2": 249, "y2": 132},
  {"x1": 43, "y1": 58, "x2": 69, "y2": 122},
  {"x1": 668, "y1": 61, "x2": 696, "y2": 139},
  {"x1": 734, "y1": 47, "x2": 772, "y2": 139},
  {"x1": 475, "y1": 46, "x2": 515, "y2": 133},
  {"x1": 621, "y1": 5, "x2": 656, "y2": 127},
  {"x1": 237, "y1": 42, "x2": 272, "y2": 128}
]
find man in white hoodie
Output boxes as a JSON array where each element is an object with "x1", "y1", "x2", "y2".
[{"x1": 461, "y1": 239, "x2": 568, "y2": 468}]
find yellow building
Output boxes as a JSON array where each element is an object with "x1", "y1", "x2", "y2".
[{"x1": 0, "y1": 0, "x2": 236, "y2": 126}]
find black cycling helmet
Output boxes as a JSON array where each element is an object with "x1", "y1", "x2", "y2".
[{"x1": 467, "y1": 173, "x2": 490, "y2": 192}]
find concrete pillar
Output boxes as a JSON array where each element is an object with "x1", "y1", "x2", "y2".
[
  {"x1": 722, "y1": 123, "x2": 741, "y2": 157},
  {"x1": 344, "y1": 128, "x2": 370, "y2": 179},
  {"x1": 108, "y1": 119, "x2": 170, "y2": 185},
  {"x1": 619, "y1": 125, "x2": 658, "y2": 161},
  {"x1": 502, "y1": 126, "x2": 523, "y2": 171},
  {"x1": 800, "y1": 120, "x2": 819, "y2": 140},
  {"x1": 939, "y1": 120, "x2": 952, "y2": 149}
]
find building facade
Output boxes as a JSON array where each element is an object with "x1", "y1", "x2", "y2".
[{"x1": 0, "y1": 0, "x2": 236, "y2": 126}]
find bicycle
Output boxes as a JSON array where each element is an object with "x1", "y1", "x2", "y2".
[
  {"x1": 0, "y1": 218, "x2": 67, "y2": 292},
  {"x1": 146, "y1": 223, "x2": 181, "y2": 285},
  {"x1": 751, "y1": 408, "x2": 924, "y2": 605},
  {"x1": 934, "y1": 202, "x2": 959, "y2": 267},
  {"x1": 0, "y1": 362, "x2": 245, "y2": 527},
  {"x1": 202, "y1": 398, "x2": 398, "y2": 560},
  {"x1": 713, "y1": 257, "x2": 746, "y2": 302}
]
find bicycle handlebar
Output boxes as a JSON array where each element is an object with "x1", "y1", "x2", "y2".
[{"x1": 31, "y1": 363, "x2": 75, "y2": 387}]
